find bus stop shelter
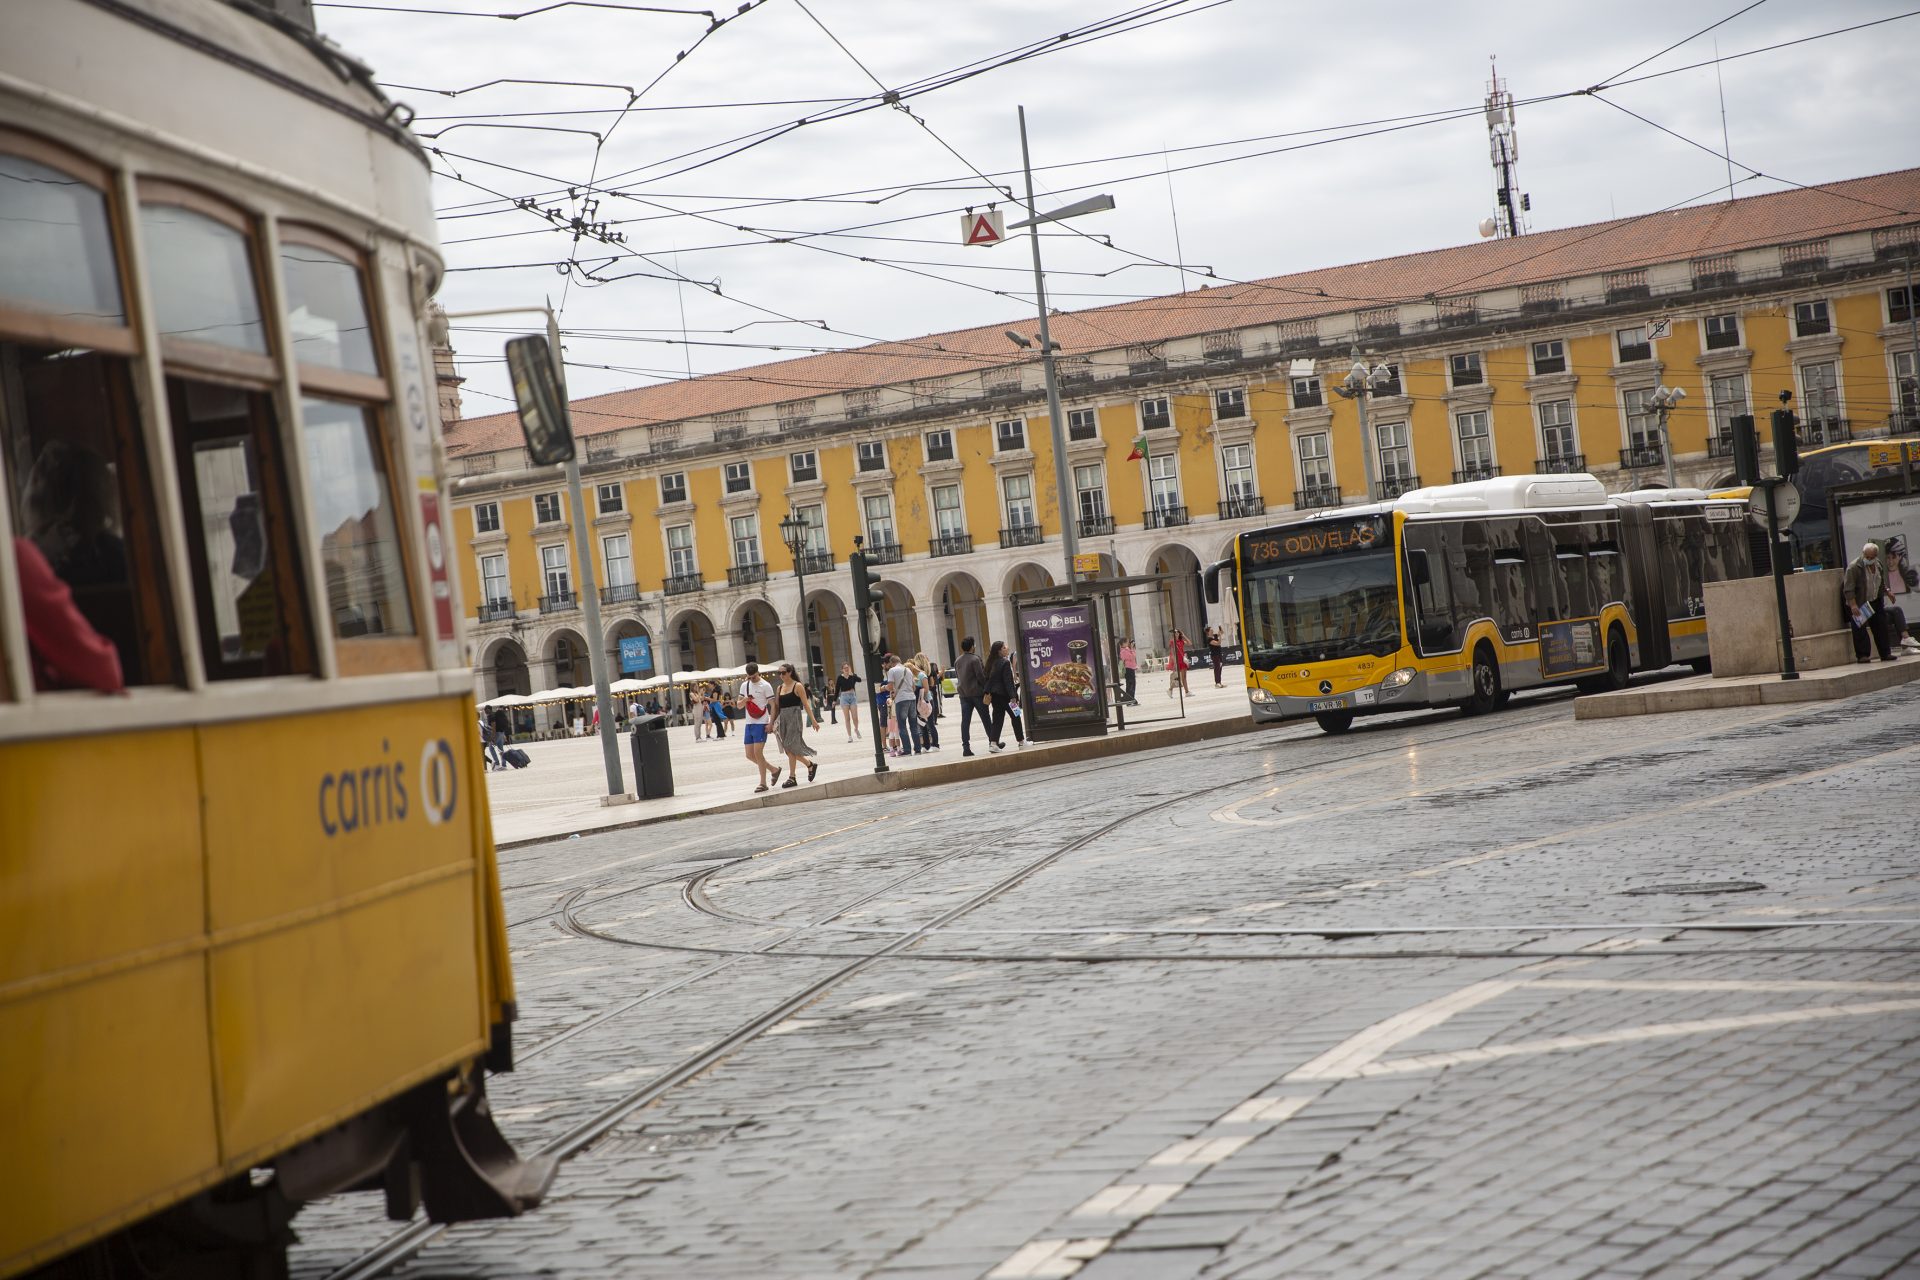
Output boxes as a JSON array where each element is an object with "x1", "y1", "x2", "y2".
[{"x1": 1010, "y1": 571, "x2": 1191, "y2": 742}]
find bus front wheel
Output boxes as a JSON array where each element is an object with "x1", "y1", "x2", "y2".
[
  {"x1": 1314, "y1": 709, "x2": 1355, "y2": 734},
  {"x1": 1580, "y1": 630, "x2": 1632, "y2": 694},
  {"x1": 1462, "y1": 644, "x2": 1501, "y2": 716}
]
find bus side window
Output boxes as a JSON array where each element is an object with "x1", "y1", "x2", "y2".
[
  {"x1": 1487, "y1": 521, "x2": 1530, "y2": 640},
  {"x1": 1405, "y1": 527, "x2": 1456, "y2": 653},
  {"x1": 1553, "y1": 525, "x2": 1593, "y2": 619},
  {"x1": 1590, "y1": 539, "x2": 1625, "y2": 607},
  {"x1": 0, "y1": 136, "x2": 182, "y2": 690}
]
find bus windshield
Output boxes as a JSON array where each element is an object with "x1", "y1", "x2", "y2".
[{"x1": 1243, "y1": 549, "x2": 1401, "y2": 667}]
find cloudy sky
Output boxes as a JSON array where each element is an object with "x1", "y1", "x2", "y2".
[{"x1": 315, "y1": 0, "x2": 1920, "y2": 412}]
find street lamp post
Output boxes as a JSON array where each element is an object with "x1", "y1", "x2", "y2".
[
  {"x1": 1007, "y1": 106, "x2": 1114, "y2": 584},
  {"x1": 1649, "y1": 385, "x2": 1687, "y2": 488},
  {"x1": 1334, "y1": 355, "x2": 1395, "y2": 500},
  {"x1": 779, "y1": 510, "x2": 812, "y2": 691},
  {"x1": 448, "y1": 301, "x2": 629, "y2": 804}
]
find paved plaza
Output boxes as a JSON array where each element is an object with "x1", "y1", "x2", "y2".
[{"x1": 299, "y1": 680, "x2": 1920, "y2": 1279}]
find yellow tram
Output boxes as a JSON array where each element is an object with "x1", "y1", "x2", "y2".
[{"x1": 1, "y1": 3, "x2": 549, "y2": 1275}]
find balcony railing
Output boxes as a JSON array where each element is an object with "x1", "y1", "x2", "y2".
[
  {"x1": 1219, "y1": 493, "x2": 1265, "y2": 521},
  {"x1": 1620, "y1": 444, "x2": 1666, "y2": 470},
  {"x1": 600, "y1": 583, "x2": 639, "y2": 605},
  {"x1": 728, "y1": 562, "x2": 768, "y2": 587},
  {"x1": 476, "y1": 598, "x2": 515, "y2": 623},
  {"x1": 931, "y1": 532, "x2": 973, "y2": 558},
  {"x1": 1215, "y1": 400, "x2": 1247, "y2": 420},
  {"x1": 1886, "y1": 412, "x2": 1920, "y2": 437},
  {"x1": 1707, "y1": 434, "x2": 1739, "y2": 459},
  {"x1": 663, "y1": 572, "x2": 703, "y2": 595},
  {"x1": 1078, "y1": 513, "x2": 1116, "y2": 537},
  {"x1": 1796, "y1": 417, "x2": 1852, "y2": 448},
  {"x1": 1141, "y1": 413, "x2": 1171, "y2": 431},
  {"x1": 538, "y1": 591, "x2": 577, "y2": 614},
  {"x1": 1000, "y1": 523, "x2": 1044, "y2": 547},
  {"x1": 1145, "y1": 503, "x2": 1190, "y2": 529},
  {"x1": 795, "y1": 549, "x2": 834, "y2": 575},
  {"x1": 1373, "y1": 474, "x2": 1422, "y2": 501},
  {"x1": 1294, "y1": 485, "x2": 1340, "y2": 510},
  {"x1": 1535, "y1": 453, "x2": 1587, "y2": 474},
  {"x1": 864, "y1": 540, "x2": 903, "y2": 565},
  {"x1": 1452, "y1": 463, "x2": 1501, "y2": 484}
]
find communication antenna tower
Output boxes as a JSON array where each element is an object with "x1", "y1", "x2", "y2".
[{"x1": 1482, "y1": 57, "x2": 1530, "y2": 238}]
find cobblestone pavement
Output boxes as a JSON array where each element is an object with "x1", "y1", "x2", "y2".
[{"x1": 290, "y1": 681, "x2": 1920, "y2": 1280}]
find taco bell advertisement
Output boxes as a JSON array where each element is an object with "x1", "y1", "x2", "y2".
[{"x1": 1020, "y1": 601, "x2": 1099, "y2": 724}]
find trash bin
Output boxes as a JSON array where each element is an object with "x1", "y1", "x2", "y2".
[{"x1": 628, "y1": 714, "x2": 674, "y2": 799}]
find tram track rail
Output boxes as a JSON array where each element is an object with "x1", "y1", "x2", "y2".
[{"x1": 322, "y1": 691, "x2": 1916, "y2": 1280}]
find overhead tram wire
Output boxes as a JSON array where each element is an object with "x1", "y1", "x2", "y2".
[
  {"x1": 1597, "y1": 0, "x2": 1771, "y2": 89},
  {"x1": 317, "y1": 1, "x2": 720, "y2": 17}
]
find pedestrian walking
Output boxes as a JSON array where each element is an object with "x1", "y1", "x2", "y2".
[
  {"x1": 1118, "y1": 637, "x2": 1138, "y2": 705},
  {"x1": 885, "y1": 652, "x2": 924, "y2": 755},
  {"x1": 772, "y1": 663, "x2": 820, "y2": 788},
  {"x1": 984, "y1": 639, "x2": 1016, "y2": 752},
  {"x1": 1206, "y1": 624, "x2": 1224, "y2": 686},
  {"x1": 1168, "y1": 629, "x2": 1191, "y2": 696},
  {"x1": 1844, "y1": 541, "x2": 1900, "y2": 663},
  {"x1": 711, "y1": 683, "x2": 732, "y2": 738},
  {"x1": 690, "y1": 685, "x2": 709, "y2": 740},
  {"x1": 953, "y1": 635, "x2": 989, "y2": 756},
  {"x1": 912, "y1": 655, "x2": 940, "y2": 749},
  {"x1": 739, "y1": 662, "x2": 781, "y2": 792},
  {"x1": 835, "y1": 662, "x2": 862, "y2": 740}
]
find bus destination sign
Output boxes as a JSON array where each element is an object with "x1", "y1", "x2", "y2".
[{"x1": 1243, "y1": 516, "x2": 1387, "y2": 567}]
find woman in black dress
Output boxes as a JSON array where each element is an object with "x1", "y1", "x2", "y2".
[
  {"x1": 773, "y1": 663, "x2": 820, "y2": 787},
  {"x1": 983, "y1": 639, "x2": 1016, "y2": 752}
]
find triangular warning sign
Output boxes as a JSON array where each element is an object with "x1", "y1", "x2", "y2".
[{"x1": 964, "y1": 211, "x2": 1004, "y2": 246}]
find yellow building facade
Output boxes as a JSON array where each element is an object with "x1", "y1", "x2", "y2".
[{"x1": 445, "y1": 174, "x2": 1920, "y2": 703}]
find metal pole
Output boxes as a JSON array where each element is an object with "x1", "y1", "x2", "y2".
[
  {"x1": 1352, "y1": 380, "x2": 1380, "y2": 500},
  {"x1": 1020, "y1": 106, "x2": 1079, "y2": 583},
  {"x1": 1659, "y1": 406, "x2": 1677, "y2": 489},
  {"x1": 1906, "y1": 257, "x2": 1919, "y2": 435},
  {"x1": 1764, "y1": 479, "x2": 1798, "y2": 680},
  {"x1": 792, "y1": 535, "x2": 810, "y2": 690},
  {"x1": 548, "y1": 307, "x2": 628, "y2": 799},
  {"x1": 659, "y1": 593, "x2": 675, "y2": 720}
]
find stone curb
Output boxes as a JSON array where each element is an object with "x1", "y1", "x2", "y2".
[
  {"x1": 497, "y1": 711, "x2": 1269, "y2": 850},
  {"x1": 1573, "y1": 657, "x2": 1920, "y2": 719}
]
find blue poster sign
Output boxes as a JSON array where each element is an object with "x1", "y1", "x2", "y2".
[{"x1": 619, "y1": 635, "x2": 653, "y2": 673}]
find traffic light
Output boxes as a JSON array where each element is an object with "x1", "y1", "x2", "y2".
[
  {"x1": 848, "y1": 550, "x2": 888, "y2": 656},
  {"x1": 1771, "y1": 407, "x2": 1800, "y2": 478},
  {"x1": 1729, "y1": 414, "x2": 1760, "y2": 487}
]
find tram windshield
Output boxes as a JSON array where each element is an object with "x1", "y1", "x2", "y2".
[{"x1": 1241, "y1": 517, "x2": 1401, "y2": 667}]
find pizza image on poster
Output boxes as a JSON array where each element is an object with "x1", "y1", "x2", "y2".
[{"x1": 1019, "y1": 601, "x2": 1100, "y2": 724}]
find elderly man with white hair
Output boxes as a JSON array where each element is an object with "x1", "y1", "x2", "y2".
[{"x1": 1843, "y1": 541, "x2": 1899, "y2": 663}]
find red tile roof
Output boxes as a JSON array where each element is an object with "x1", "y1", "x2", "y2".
[{"x1": 444, "y1": 166, "x2": 1920, "y2": 456}]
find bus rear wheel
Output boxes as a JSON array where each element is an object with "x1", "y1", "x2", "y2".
[
  {"x1": 1314, "y1": 709, "x2": 1355, "y2": 734},
  {"x1": 1462, "y1": 644, "x2": 1500, "y2": 716}
]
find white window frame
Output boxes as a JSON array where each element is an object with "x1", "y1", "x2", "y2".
[
  {"x1": 539, "y1": 543, "x2": 570, "y2": 599},
  {"x1": 1073, "y1": 461, "x2": 1107, "y2": 521},
  {"x1": 994, "y1": 418, "x2": 1026, "y2": 452},
  {"x1": 1622, "y1": 386, "x2": 1659, "y2": 451},
  {"x1": 1704, "y1": 312, "x2": 1740, "y2": 349},
  {"x1": 931, "y1": 483, "x2": 965, "y2": 537},
  {"x1": 862, "y1": 492, "x2": 896, "y2": 547},
  {"x1": 602, "y1": 532, "x2": 633, "y2": 587},
  {"x1": 1067, "y1": 407, "x2": 1098, "y2": 440},
  {"x1": 723, "y1": 460, "x2": 752, "y2": 494},
  {"x1": 1214, "y1": 386, "x2": 1246, "y2": 419},
  {"x1": 1448, "y1": 353, "x2": 1482, "y2": 388},
  {"x1": 729, "y1": 513, "x2": 761, "y2": 567},
  {"x1": 1798, "y1": 359, "x2": 1842, "y2": 424},
  {"x1": 1537, "y1": 398, "x2": 1578, "y2": 460},
  {"x1": 1615, "y1": 325, "x2": 1651, "y2": 362},
  {"x1": 1147, "y1": 453, "x2": 1180, "y2": 513},
  {"x1": 789, "y1": 450, "x2": 818, "y2": 483},
  {"x1": 1296, "y1": 432, "x2": 1331, "y2": 489},
  {"x1": 1291, "y1": 376, "x2": 1323, "y2": 408},
  {"x1": 1709, "y1": 373, "x2": 1749, "y2": 438},
  {"x1": 474, "y1": 501, "x2": 501, "y2": 533},
  {"x1": 1220, "y1": 442, "x2": 1256, "y2": 500},
  {"x1": 665, "y1": 523, "x2": 696, "y2": 578},
  {"x1": 480, "y1": 552, "x2": 509, "y2": 605},
  {"x1": 856, "y1": 440, "x2": 887, "y2": 472},
  {"x1": 595, "y1": 482, "x2": 624, "y2": 515},
  {"x1": 1792, "y1": 299, "x2": 1831, "y2": 338},
  {"x1": 659, "y1": 471, "x2": 688, "y2": 505},
  {"x1": 794, "y1": 502, "x2": 828, "y2": 554},
  {"x1": 924, "y1": 428, "x2": 954, "y2": 461},
  {"x1": 1530, "y1": 339, "x2": 1566, "y2": 375},
  {"x1": 534, "y1": 491, "x2": 563, "y2": 524},
  {"x1": 1139, "y1": 395, "x2": 1171, "y2": 426},
  {"x1": 1375, "y1": 420, "x2": 1413, "y2": 481},
  {"x1": 1001, "y1": 472, "x2": 1036, "y2": 528},
  {"x1": 1454, "y1": 410, "x2": 1492, "y2": 471}
]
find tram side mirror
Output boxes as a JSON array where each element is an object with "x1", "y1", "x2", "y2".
[
  {"x1": 506, "y1": 334, "x2": 575, "y2": 466},
  {"x1": 1407, "y1": 549, "x2": 1432, "y2": 588},
  {"x1": 1204, "y1": 558, "x2": 1232, "y2": 605}
]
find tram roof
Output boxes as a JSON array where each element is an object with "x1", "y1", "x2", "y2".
[{"x1": 1299, "y1": 474, "x2": 1734, "y2": 522}]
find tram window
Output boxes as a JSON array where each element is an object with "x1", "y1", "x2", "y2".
[
  {"x1": 299, "y1": 398, "x2": 415, "y2": 641},
  {"x1": 1454, "y1": 520, "x2": 1494, "y2": 626},
  {"x1": 0, "y1": 151, "x2": 123, "y2": 326},
  {"x1": 1661, "y1": 517, "x2": 1705, "y2": 617},
  {"x1": 167, "y1": 377, "x2": 313, "y2": 679},
  {"x1": 1708, "y1": 521, "x2": 1750, "y2": 582},
  {"x1": 139, "y1": 201, "x2": 268, "y2": 354},
  {"x1": 1, "y1": 341, "x2": 180, "y2": 687},
  {"x1": 1552, "y1": 530, "x2": 1593, "y2": 619},
  {"x1": 1404, "y1": 526, "x2": 1457, "y2": 652},
  {"x1": 280, "y1": 236, "x2": 379, "y2": 377}
]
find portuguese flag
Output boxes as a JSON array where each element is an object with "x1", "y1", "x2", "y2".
[{"x1": 1125, "y1": 433, "x2": 1147, "y2": 461}]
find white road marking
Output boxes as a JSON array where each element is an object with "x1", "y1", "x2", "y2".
[
  {"x1": 766, "y1": 1018, "x2": 825, "y2": 1035},
  {"x1": 1148, "y1": 1135, "x2": 1253, "y2": 1166},
  {"x1": 1341, "y1": 998, "x2": 1920, "y2": 1080},
  {"x1": 1219, "y1": 1095, "x2": 1314, "y2": 1126},
  {"x1": 1072, "y1": 1183, "x2": 1183, "y2": 1219},
  {"x1": 988, "y1": 1238, "x2": 1110, "y2": 1278},
  {"x1": 1532, "y1": 978, "x2": 1920, "y2": 994},
  {"x1": 1284, "y1": 979, "x2": 1528, "y2": 1082}
]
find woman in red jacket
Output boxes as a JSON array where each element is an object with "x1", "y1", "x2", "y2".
[{"x1": 14, "y1": 537, "x2": 124, "y2": 693}]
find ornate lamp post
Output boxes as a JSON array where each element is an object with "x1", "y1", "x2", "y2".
[{"x1": 779, "y1": 510, "x2": 813, "y2": 689}]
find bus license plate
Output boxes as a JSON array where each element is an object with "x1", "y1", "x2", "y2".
[{"x1": 1310, "y1": 697, "x2": 1346, "y2": 712}]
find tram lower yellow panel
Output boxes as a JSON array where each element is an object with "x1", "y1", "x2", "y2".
[
  {"x1": 0, "y1": 956, "x2": 217, "y2": 1271},
  {"x1": 0, "y1": 727, "x2": 202, "y2": 986},
  {"x1": 212, "y1": 872, "x2": 480, "y2": 1159}
]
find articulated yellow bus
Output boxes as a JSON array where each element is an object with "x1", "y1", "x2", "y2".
[
  {"x1": 2, "y1": 5, "x2": 548, "y2": 1276},
  {"x1": 1213, "y1": 474, "x2": 1757, "y2": 733}
]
